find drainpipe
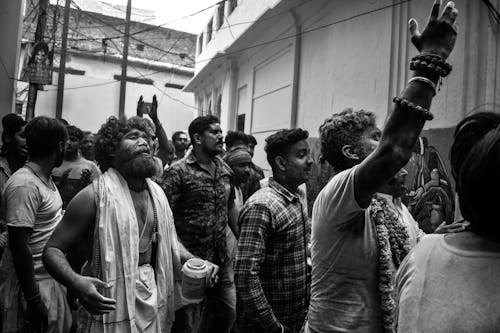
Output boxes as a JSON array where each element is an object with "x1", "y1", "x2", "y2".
[
  {"x1": 290, "y1": 9, "x2": 302, "y2": 129},
  {"x1": 227, "y1": 57, "x2": 238, "y2": 130}
]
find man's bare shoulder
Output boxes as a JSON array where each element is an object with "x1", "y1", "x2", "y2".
[{"x1": 66, "y1": 183, "x2": 96, "y2": 215}]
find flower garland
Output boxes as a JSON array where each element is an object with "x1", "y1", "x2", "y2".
[{"x1": 369, "y1": 194, "x2": 411, "y2": 333}]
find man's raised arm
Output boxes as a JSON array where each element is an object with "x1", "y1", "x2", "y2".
[{"x1": 355, "y1": 0, "x2": 458, "y2": 206}]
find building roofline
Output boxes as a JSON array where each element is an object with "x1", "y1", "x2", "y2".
[{"x1": 183, "y1": 51, "x2": 225, "y2": 91}]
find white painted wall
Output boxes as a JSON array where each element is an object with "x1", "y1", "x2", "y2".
[
  {"x1": 18, "y1": 54, "x2": 196, "y2": 134},
  {"x1": 188, "y1": 0, "x2": 500, "y2": 173}
]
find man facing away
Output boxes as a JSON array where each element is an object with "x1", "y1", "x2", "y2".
[
  {"x1": 396, "y1": 112, "x2": 500, "y2": 332},
  {"x1": 306, "y1": 1, "x2": 459, "y2": 332},
  {"x1": 235, "y1": 129, "x2": 312, "y2": 333},
  {"x1": 0, "y1": 116, "x2": 71, "y2": 333},
  {"x1": 161, "y1": 115, "x2": 236, "y2": 333},
  {"x1": 43, "y1": 116, "x2": 218, "y2": 333},
  {"x1": 52, "y1": 125, "x2": 100, "y2": 208}
]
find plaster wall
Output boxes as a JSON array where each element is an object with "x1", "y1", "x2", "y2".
[
  {"x1": 20, "y1": 54, "x2": 196, "y2": 134},
  {"x1": 189, "y1": 0, "x2": 500, "y2": 178}
]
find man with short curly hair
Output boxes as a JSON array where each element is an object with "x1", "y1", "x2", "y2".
[
  {"x1": 306, "y1": 1, "x2": 460, "y2": 332},
  {"x1": 235, "y1": 128, "x2": 312, "y2": 333},
  {"x1": 43, "y1": 116, "x2": 217, "y2": 333}
]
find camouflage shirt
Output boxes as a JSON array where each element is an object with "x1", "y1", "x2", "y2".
[{"x1": 160, "y1": 151, "x2": 233, "y2": 264}]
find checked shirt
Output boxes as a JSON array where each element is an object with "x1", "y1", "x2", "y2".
[{"x1": 235, "y1": 178, "x2": 309, "y2": 332}]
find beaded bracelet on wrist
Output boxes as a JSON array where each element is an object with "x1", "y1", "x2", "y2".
[
  {"x1": 393, "y1": 97, "x2": 434, "y2": 121},
  {"x1": 410, "y1": 53, "x2": 452, "y2": 77}
]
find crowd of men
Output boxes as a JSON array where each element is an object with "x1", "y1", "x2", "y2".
[{"x1": 1, "y1": 1, "x2": 500, "y2": 333}]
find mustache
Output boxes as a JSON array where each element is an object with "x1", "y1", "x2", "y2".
[{"x1": 133, "y1": 146, "x2": 151, "y2": 156}]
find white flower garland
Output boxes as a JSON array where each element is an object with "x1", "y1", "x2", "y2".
[{"x1": 369, "y1": 194, "x2": 411, "y2": 333}]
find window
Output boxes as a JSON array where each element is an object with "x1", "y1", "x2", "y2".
[
  {"x1": 215, "y1": 94, "x2": 222, "y2": 118},
  {"x1": 198, "y1": 34, "x2": 204, "y2": 54},
  {"x1": 207, "y1": 19, "x2": 213, "y2": 43},
  {"x1": 217, "y1": 4, "x2": 224, "y2": 30},
  {"x1": 228, "y1": 0, "x2": 238, "y2": 15},
  {"x1": 237, "y1": 114, "x2": 245, "y2": 132},
  {"x1": 136, "y1": 44, "x2": 144, "y2": 51},
  {"x1": 197, "y1": 97, "x2": 204, "y2": 116}
]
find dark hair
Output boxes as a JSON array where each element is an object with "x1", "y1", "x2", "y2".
[
  {"x1": 66, "y1": 125, "x2": 83, "y2": 141},
  {"x1": 25, "y1": 116, "x2": 67, "y2": 160},
  {"x1": 319, "y1": 108, "x2": 376, "y2": 171},
  {"x1": 172, "y1": 131, "x2": 187, "y2": 141},
  {"x1": 225, "y1": 130, "x2": 249, "y2": 149},
  {"x1": 128, "y1": 116, "x2": 156, "y2": 138},
  {"x1": 450, "y1": 112, "x2": 500, "y2": 234},
  {"x1": 247, "y1": 134, "x2": 257, "y2": 146},
  {"x1": 1, "y1": 114, "x2": 27, "y2": 156},
  {"x1": 188, "y1": 115, "x2": 219, "y2": 143},
  {"x1": 58, "y1": 118, "x2": 69, "y2": 126},
  {"x1": 82, "y1": 131, "x2": 94, "y2": 138},
  {"x1": 29, "y1": 42, "x2": 50, "y2": 65},
  {"x1": 95, "y1": 116, "x2": 156, "y2": 172},
  {"x1": 265, "y1": 128, "x2": 309, "y2": 171}
]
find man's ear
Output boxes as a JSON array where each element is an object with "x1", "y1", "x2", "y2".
[
  {"x1": 4, "y1": 135, "x2": 12, "y2": 144},
  {"x1": 275, "y1": 155, "x2": 287, "y2": 172},
  {"x1": 58, "y1": 140, "x2": 66, "y2": 153},
  {"x1": 341, "y1": 145, "x2": 359, "y2": 161},
  {"x1": 193, "y1": 133, "x2": 202, "y2": 145}
]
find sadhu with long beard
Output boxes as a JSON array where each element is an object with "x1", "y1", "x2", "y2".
[{"x1": 43, "y1": 116, "x2": 218, "y2": 333}]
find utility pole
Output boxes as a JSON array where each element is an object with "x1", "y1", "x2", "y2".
[
  {"x1": 25, "y1": 0, "x2": 50, "y2": 121},
  {"x1": 118, "y1": 0, "x2": 132, "y2": 120},
  {"x1": 55, "y1": 0, "x2": 71, "y2": 119}
]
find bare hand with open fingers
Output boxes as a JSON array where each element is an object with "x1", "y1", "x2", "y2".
[
  {"x1": 409, "y1": 0, "x2": 458, "y2": 59},
  {"x1": 74, "y1": 276, "x2": 116, "y2": 315},
  {"x1": 137, "y1": 95, "x2": 144, "y2": 117},
  {"x1": 204, "y1": 260, "x2": 220, "y2": 288},
  {"x1": 434, "y1": 220, "x2": 470, "y2": 234},
  {"x1": 150, "y1": 95, "x2": 159, "y2": 122}
]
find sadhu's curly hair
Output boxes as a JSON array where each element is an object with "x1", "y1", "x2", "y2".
[
  {"x1": 319, "y1": 108, "x2": 376, "y2": 172},
  {"x1": 95, "y1": 116, "x2": 156, "y2": 172},
  {"x1": 450, "y1": 111, "x2": 500, "y2": 233}
]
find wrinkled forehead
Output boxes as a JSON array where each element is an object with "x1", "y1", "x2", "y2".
[
  {"x1": 130, "y1": 123, "x2": 155, "y2": 139},
  {"x1": 125, "y1": 128, "x2": 153, "y2": 140}
]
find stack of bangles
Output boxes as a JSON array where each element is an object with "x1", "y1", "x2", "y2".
[{"x1": 393, "y1": 53, "x2": 452, "y2": 121}]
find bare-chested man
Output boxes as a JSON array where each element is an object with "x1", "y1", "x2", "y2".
[{"x1": 43, "y1": 116, "x2": 218, "y2": 333}]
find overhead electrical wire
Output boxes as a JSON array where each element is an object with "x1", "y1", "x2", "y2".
[
  {"x1": 38, "y1": 0, "x2": 412, "y2": 92},
  {"x1": 69, "y1": 1, "x2": 190, "y2": 60}
]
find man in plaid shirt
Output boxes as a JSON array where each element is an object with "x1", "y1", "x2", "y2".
[{"x1": 235, "y1": 129, "x2": 313, "y2": 333}]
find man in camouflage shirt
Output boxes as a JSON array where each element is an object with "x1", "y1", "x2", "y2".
[{"x1": 161, "y1": 115, "x2": 235, "y2": 333}]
